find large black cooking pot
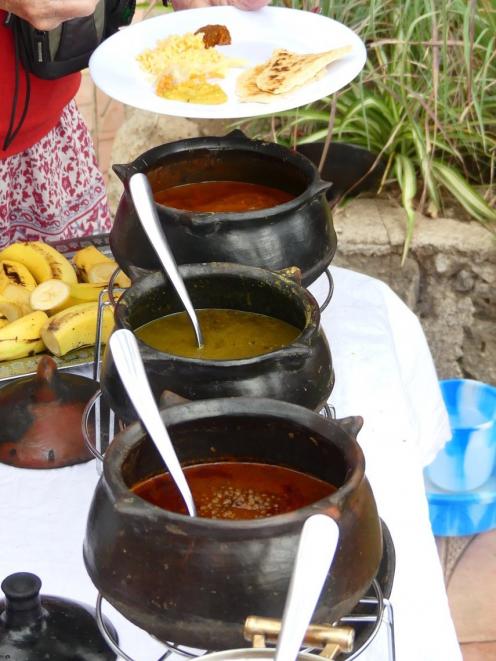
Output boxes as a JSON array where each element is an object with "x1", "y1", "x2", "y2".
[
  {"x1": 100, "y1": 262, "x2": 334, "y2": 424},
  {"x1": 110, "y1": 130, "x2": 336, "y2": 287},
  {"x1": 83, "y1": 397, "x2": 383, "y2": 650}
]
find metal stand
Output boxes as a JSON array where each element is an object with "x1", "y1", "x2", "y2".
[
  {"x1": 318, "y1": 268, "x2": 334, "y2": 313},
  {"x1": 94, "y1": 579, "x2": 395, "y2": 661},
  {"x1": 87, "y1": 264, "x2": 395, "y2": 661}
]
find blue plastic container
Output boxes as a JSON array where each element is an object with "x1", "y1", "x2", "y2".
[
  {"x1": 425, "y1": 471, "x2": 496, "y2": 537},
  {"x1": 426, "y1": 379, "x2": 496, "y2": 492}
]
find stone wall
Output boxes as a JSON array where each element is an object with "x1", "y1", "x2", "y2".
[
  {"x1": 333, "y1": 198, "x2": 496, "y2": 385},
  {"x1": 108, "y1": 111, "x2": 496, "y2": 385}
]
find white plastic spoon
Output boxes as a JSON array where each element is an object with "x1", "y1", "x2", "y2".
[
  {"x1": 129, "y1": 172, "x2": 204, "y2": 348},
  {"x1": 274, "y1": 514, "x2": 340, "y2": 661},
  {"x1": 109, "y1": 328, "x2": 197, "y2": 516}
]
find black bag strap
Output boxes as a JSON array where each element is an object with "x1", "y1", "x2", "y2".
[{"x1": 3, "y1": 13, "x2": 31, "y2": 152}]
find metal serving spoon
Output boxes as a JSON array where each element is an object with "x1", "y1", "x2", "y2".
[
  {"x1": 274, "y1": 514, "x2": 340, "y2": 661},
  {"x1": 129, "y1": 172, "x2": 204, "y2": 349},
  {"x1": 109, "y1": 328, "x2": 197, "y2": 517}
]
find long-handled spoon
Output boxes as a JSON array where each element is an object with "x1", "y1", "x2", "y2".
[
  {"x1": 274, "y1": 514, "x2": 340, "y2": 661},
  {"x1": 129, "y1": 172, "x2": 204, "y2": 349},
  {"x1": 109, "y1": 328, "x2": 197, "y2": 517}
]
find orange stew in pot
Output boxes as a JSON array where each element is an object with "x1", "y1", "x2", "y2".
[
  {"x1": 154, "y1": 181, "x2": 294, "y2": 213},
  {"x1": 132, "y1": 461, "x2": 337, "y2": 520}
]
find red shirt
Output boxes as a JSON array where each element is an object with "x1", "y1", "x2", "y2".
[{"x1": 0, "y1": 10, "x2": 81, "y2": 158}]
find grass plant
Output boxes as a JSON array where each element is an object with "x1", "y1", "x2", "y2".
[{"x1": 240, "y1": 0, "x2": 496, "y2": 260}]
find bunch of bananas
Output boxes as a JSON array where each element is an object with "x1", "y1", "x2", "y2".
[{"x1": 0, "y1": 242, "x2": 130, "y2": 362}]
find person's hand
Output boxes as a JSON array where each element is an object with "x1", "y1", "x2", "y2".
[
  {"x1": 0, "y1": 0, "x2": 99, "y2": 30},
  {"x1": 172, "y1": 0, "x2": 269, "y2": 10}
]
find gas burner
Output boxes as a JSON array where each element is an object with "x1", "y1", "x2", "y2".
[{"x1": 93, "y1": 523, "x2": 395, "y2": 661}]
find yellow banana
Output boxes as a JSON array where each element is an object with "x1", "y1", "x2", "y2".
[
  {"x1": 73, "y1": 245, "x2": 130, "y2": 288},
  {"x1": 0, "y1": 259, "x2": 37, "y2": 291},
  {"x1": 41, "y1": 302, "x2": 114, "y2": 357},
  {"x1": 0, "y1": 294, "x2": 24, "y2": 322},
  {"x1": 0, "y1": 242, "x2": 53, "y2": 283},
  {"x1": 0, "y1": 316, "x2": 9, "y2": 330},
  {"x1": 87, "y1": 262, "x2": 131, "y2": 288},
  {"x1": 30, "y1": 279, "x2": 71, "y2": 313},
  {"x1": 1, "y1": 283, "x2": 33, "y2": 315},
  {"x1": 69, "y1": 282, "x2": 106, "y2": 301},
  {"x1": 30, "y1": 242, "x2": 78, "y2": 284},
  {"x1": 73, "y1": 245, "x2": 113, "y2": 281},
  {"x1": 0, "y1": 310, "x2": 48, "y2": 362}
]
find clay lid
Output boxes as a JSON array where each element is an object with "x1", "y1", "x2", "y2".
[
  {"x1": 0, "y1": 572, "x2": 117, "y2": 660},
  {"x1": 0, "y1": 355, "x2": 98, "y2": 468}
]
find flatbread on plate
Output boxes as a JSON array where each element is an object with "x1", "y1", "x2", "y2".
[
  {"x1": 255, "y1": 45, "x2": 353, "y2": 95},
  {"x1": 236, "y1": 64, "x2": 327, "y2": 103},
  {"x1": 236, "y1": 64, "x2": 283, "y2": 103}
]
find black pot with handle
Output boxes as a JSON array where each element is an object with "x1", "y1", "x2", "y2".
[
  {"x1": 110, "y1": 130, "x2": 336, "y2": 287},
  {"x1": 100, "y1": 262, "x2": 334, "y2": 424},
  {"x1": 83, "y1": 397, "x2": 383, "y2": 650}
]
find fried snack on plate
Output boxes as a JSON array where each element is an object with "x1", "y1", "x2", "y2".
[
  {"x1": 237, "y1": 45, "x2": 353, "y2": 102},
  {"x1": 236, "y1": 64, "x2": 279, "y2": 103},
  {"x1": 256, "y1": 46, "x2": 353, "y2": 94},
  {"x1": 195, "y1": 24, "x2": 231, "y2": 48},
  {"x1": 237, "y1": 63, "x2": 326, "y2": 103}
]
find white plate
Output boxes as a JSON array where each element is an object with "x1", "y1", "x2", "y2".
[{"x1": 89, "y1": 6, "x2": 366, "y2": 119}]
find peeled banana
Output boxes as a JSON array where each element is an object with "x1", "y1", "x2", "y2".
[
  {"x1": 1, "y1": 283, "x2": 32, "y2": 315},
  {"x1": 73, "y1": 245, "x2": 113, "y2": 281},
  {"x1": 30, "y1": 279, "x2": 71, "y2": 313},
  {"x1": 41, "y1": 302, "x2": 114, "y2": 357},
  {"x1": 72, "y1": 245, "x2": 130, "y2": 288},
  {"x1": 0, "y1": 295, "x2": 24, "y2": 322},
  {"x1": 69, "y1": 282, "x2": 106, "y2": 301},
  {"x1": 30, "y1": 242, "x2": 78, "y2": 284},
  {"x1": 0, "y1": 259, "x2": 37, "y2": 291},
  {"x1": 0, "y1": 310, "x2": 48, "y2": 361},
  {"x1": 87, "y1": 262, "x2": 131, "y2": 288},
  {"x1": 0, "y1": 242, "x2": 52, "y2": 283}
]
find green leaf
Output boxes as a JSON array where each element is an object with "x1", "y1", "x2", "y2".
[
  {"x1": 431, "y1": 160, "x2": 496, "y2": 224},
  {"x1": 395, "y1": 154, "x2": 418, "y2": 264}
]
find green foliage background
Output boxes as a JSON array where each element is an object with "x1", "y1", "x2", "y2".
[{"x1": 242, "y1": 0, "x2": 496, "y2": 258}]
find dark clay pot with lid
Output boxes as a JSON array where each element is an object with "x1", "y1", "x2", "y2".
[
  {"x1": 110, "y1": 130, "x2": 336, "y2": 287},
  {"x1": 0, "y1": 355, "x2": 98, "y2": 469},
  {"x1": 83, "y1": 397, "x2": 383, "y2": 651},
  {"x1": 100, "y1": 262, "x2": 334, "y2": 424},
  {"x1": 0, "y1": 572, "x2": 117, "y2": 660}
]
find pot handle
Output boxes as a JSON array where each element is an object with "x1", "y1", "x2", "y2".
[
  {"x1": 276, "y1": 265, "x2": 302, "y2": 286},
  {"x1": 225, "y1": 128, "x2": 251, "y2": 141},
  {"x1": 334, "y1": 415, "x2": 364, "y2": 439},
  {"x1": 112, "y1": 162, "x2": 137, "y2": 185},
  {"x1": 277, "y1": 343, "x2": 312, "y2": 370},
  {"x1": 159, "y1": 389, "x2": 191, "y2": 409},
  {"x1": 82, "y1": 390, "x2": 105, "y2": 462}
]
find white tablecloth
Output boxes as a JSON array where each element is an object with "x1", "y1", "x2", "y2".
[{"x1": 0, "y1": 266, "x2": 461, "y2": 661}]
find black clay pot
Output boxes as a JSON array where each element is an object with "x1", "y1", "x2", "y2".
[
  {"x1": 0, "y1": 355, "x2": 98, "y2": 469},
  {"x1": 100, "y1": 263, "x2": 334, "y2": 424},
  {"x1": 83, "y1": 397, "x2": 383, "y2": 650},
  {"x1": 296, "y1": 142, "x2": 386, "y2": 203},
  {"x1": 110, "y1": 130, "x2": 336, "y2": 287},
  {"x1": 0, "y1": 572, "x2": 117, "y2": 660}
]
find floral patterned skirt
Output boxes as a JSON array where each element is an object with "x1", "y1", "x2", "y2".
[{"x1": 0, "y1": 100, "x2": 111, "y2": 248}]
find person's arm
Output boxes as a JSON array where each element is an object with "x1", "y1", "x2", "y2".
[
  {"x1": 0, "y1": 0, "x2": 99, "y2": 30},
  {"x1": 171, "y1": 0, "x2": 269, "y2": 10}
]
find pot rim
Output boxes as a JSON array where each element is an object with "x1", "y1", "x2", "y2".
[
  {"x1": 114, "y1": 131, "x2": 332, "y2": 224},
  {"x1": 115, "y1": 262, "x2": 323, "y2": 367},
  {"x1": 102, "y1": 396, "x2": 367, "y2": 531}
]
